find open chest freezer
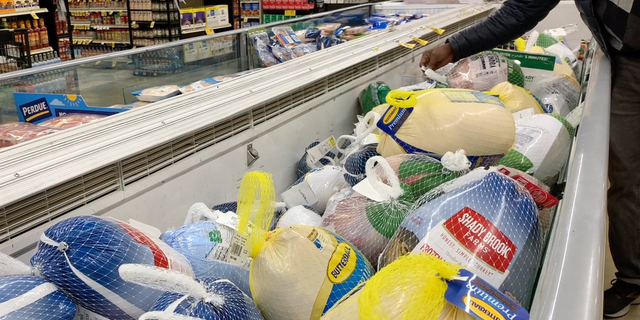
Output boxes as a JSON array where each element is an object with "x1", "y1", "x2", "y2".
[{"x1": 0, "y1": 3, "x2": 610, "y2": 320}]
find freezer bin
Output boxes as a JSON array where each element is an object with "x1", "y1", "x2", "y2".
[{"x1": 0, "y1": 3, "x2": 611, "y2": 320}]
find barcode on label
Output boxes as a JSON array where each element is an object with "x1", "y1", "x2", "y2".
[{"x1": 230, "y1": 243, "x2": 243, "y2": 257}]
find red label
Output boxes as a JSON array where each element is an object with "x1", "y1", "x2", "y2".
[
  {"x1": 112, "y1": 219, "x2": 170, "y2": 269},
  {"x1": 497, "y1": 167, "x2": 558, "y2": 208},
  {"x1": 443, "y1": 207, "x2": 516, "y2": 273}
]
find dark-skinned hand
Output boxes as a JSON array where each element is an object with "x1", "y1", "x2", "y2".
[{"x1": 419, "y1": 43, "x2": 455, "y2": 71}]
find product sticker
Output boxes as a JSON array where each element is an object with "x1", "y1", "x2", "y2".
[
  {"x1": 281, "y1": 180, "x2": 319, "y2": 208},
  {"x1": 442, "y1": 91, "x2": 504, "y2": 106},
  {"x1": 206, "y1": 224, "x2": 234, "y2": 261},
  {"x1": 306, "y1": 136, "x2": 337, "y2": 164},
  {"x1": 512, "y1": 125, "x2": 546, "y2": 153},
  {"x1": 512, "y1": 108, "x2": 535, "y2": 121},
  {"x1": 327, "y1": 242, "x2": 357, "y2": 284},
  {"x1": 412, "y1": 207, "x2": 517, "y2": 287},
  {"x1": 445, "y1": 269, "x2": 529, "y2": 320},
  {"x1": 497, "y1": 166, "x2": 558, "y2": 208},
  {"x1": 306, "y1": 228, "x2": 332, "y2": 252},
  {"x1": 376, "y1": 105, "x2": 414, "y2": 136},
  {"x1": 352, "y1": 175, "x2": 389, "y2": 202},
  {"x1": 224, "y1": 230, "x2": 250, "y2": 267}
]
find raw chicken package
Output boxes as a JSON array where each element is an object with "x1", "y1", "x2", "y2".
[
  {"x1": 379, "y1": 169, "x2": 543, "y2": 308},
  {"x1": 0, "y1": 275, "x2": 76, "y2": 320},
  {"x1": 38, "y1": 114, "x2": 106, "y2": 130},
  {"x1": 119, "y1": 265, "x2": 263, "y2": 320},
  {"x1": 160, "y1": 221, "x2": 252, "y2": 297},
  {"x1": 0, "y1": 122, "x2": 58, "y2": 148},
  {"x1": 375, "y1": 89, "x2": 516, "y2": 168},
  {"x1": 321, "y1": 154, "x2": 468, "y2": 268},
  {"x1": 447, "y1": 52, "x2": 525, "y2": 91},
  {"x1": 498, "y1": 114, "x2": 575, "y2": 184},
  {"x1": 30, "y1": 216, "x2": 194, "y2": 320}
]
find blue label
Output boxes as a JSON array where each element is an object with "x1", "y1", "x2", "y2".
[
  {"x1": 445, "y1": 269, "x2": 529, "y2": 320},
  {"x1": 19, "y1": 97, "x2": 51, "y2": 123},
  {"x1": 376, "y1": 105, "x2": 413, "y2": 136}
]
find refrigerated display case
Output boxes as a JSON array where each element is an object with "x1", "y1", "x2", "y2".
[{"x1": 0, "y1": 3, "x2": 610, "y2": 320}]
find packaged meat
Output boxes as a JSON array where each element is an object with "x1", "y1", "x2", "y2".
[
  {"x1": 38, "y1": 113, "x2": 107, "y2": 130},
  {"x1": 272, "y1": 26, "x2": 302, "y2": 47},
  {"x1": 251, "y1": 31, "x2": 279, "y2": 67},
  {"x1": 135, "y1": 85, "x2": 182, "y2": 102},
  {"x1": 271, "y1": 44, "x2": 296, "y2": 62},
  {"x1": 343, "y1": 26, "x2": 369, "y2": 35},
  {"x1": 317, "y1": 23, "x2": 341, "y2": 36},
  {"x1": 0, "y1": 122, "x2": 59, "y2": 148},
  {"x1": 180, "y1": 78, "x2": 219, "y2": 94},
  {"x1": 291, "y1": 43, "x2": 318, "y2": 57},
  {"x1": 448, "y1": 52, "x2": 525, "y2": 91}
]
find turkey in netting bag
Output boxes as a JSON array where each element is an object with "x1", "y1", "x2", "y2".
[
  {"x1": 30, "y1": 216, "x2": 194, "y2": 320},
  {"x1": 498, "y1": 113, "x2": 575, "y2": 184},
  {"x1": 336, "y1": 112, "x2": 381, "y2": 186},
  {"x1": 119, "y1": 264, "x2": 263, "y2": 320},
  {"x1": 160, "y1": 221, "x2": 252, "y2": 297},
  {"x1": 378, "y1": 169, "x2": 543, "y2": 307},
  {"x1": 490, "y1": 82, "x2": 546, "y2": 114},
  {"x1": 281, "y1": 166, "x2": 350, "y2": 214},
  {"x1": 447, "y1": 52, "x2": 525, "y2": 91},
  {"x1": 528, "y1": 75, "x2": 581, "y2": 117},
  {"x1": 296, "y1": 141, "x2": 338, "y2": 178},
  {"x1": 276, "y1": 205, "x2": 323, "y2": 228},
  {"x1": 375, "y1": 89, "x2": 516, "y2": 168},
  {"x1": 250, "y1": 225, "x2": 374, "y2": 320},
  {"x1": 321, "y1": 154, "x2": 468, "y2": 268},
  {"x1": 0, "y1": 275, "x2": 76, "y2": 320}
]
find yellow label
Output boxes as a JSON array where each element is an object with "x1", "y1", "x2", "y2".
[
  {"x1": 327, "y1": 242, "x2": 357, "y2": 284},
  {"x1": 205, "y1": 27, "x2": 215, "y2": 35},
  {"x1": 430, "y1": 26, "x2": 445, "y2": 35},
  {"x1": 382, "y1": 106, "x2": 399, "y2": 125},
  {"x1": 108, "y1": 11, "x2": 112, "y2": 14},
  {"x1": 243, "y1": 17, "x2": 248, "y2": 22},
  {"x1": 284, "y1": 9, "x2": 295, "y2": 16},
  {"x1": 397, "y1": 42, "x2": 415, "y2": 49},
  {"x1": 112, "y1": 60, "x2": 117, "y2": 68},
  {"x1": 30, "y1": 12, "x2": 38, "y2": 19},
  {"x1": 412, "y1": 37, "x2": 428, "y2": 46},
  {"x1": 95, "y1": 60, "x2": 101, "y2": 65},
  {"x1": 463, "y1": 296, "x2": 507, "y2": 320},
  {"x1": 327, "y1": 136, "x2": 336, "y2": 148},
  {"x1": 150, "y1": 21, "x2": 155, "y2": 28}
]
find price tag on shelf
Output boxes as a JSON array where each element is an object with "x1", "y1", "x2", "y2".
[
  {"x1": 397, "y1": 42, "x2": 416, "y2": 49},
  {"x1": 150, "y1": 21, "x2": 155, "y2": 28},
  {"x1": 430, "y1": 26, "x2": 445, "y2": 35},
  {"x1": 412, "y1": 37, "x2": 428, "y2": 46},
  {"x1": 205, "y1": 27, "x2": 215, "y2": 35},
  {"x1": 95, "y1": 60, "x2": 101, "y2": 65},
  {"x1": 243, "y1": 17, "x2": 248, "y2": 22},
  {"x1": 284, "y1": 9, "x2": 295, "y2": 16},
  {"x1": 108, "y1": 11, "x2": 113, "y2": 14},
  {"x1": 30, "y1": 12, "x2": 38, "y2": 19},
  {"x1": 112, "y1": 60, "x2": 117, "y2": 68}
]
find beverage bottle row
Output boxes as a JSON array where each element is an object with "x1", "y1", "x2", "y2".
[{"x1": 1, "y1": 18, "x2": 49, "y2": 51}]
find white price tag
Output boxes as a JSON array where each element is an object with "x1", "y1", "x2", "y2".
[
  {"x1": 281, "y1": 180, "x2": 318, "y2": 207},
  {"x1": 546, "y1": 27, "x2": 567, "y2": 38},
  {"x1": 353, "y1": 176, "x2": 387, "y2": 202},
  {"x1": 512, "y1": 108, "x2": 535, "y2": 121},
  {"x1": 306, "y1": 136, "x2": 337, "y2": 164},
  {"x1": 224, "y1": 231, "x2": 250, "y2": 267}
]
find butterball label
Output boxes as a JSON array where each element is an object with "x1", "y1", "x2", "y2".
[
  {"x1": 20, "y1": 97, "x2": 51, "y2": 123},
  {"x1": 327, "y1": 242, "x2": 357, "y2": 284}
]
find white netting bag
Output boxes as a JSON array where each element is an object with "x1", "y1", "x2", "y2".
[
  {"x1": 447, "y1": 52, "x2": 525, "y2": 91},
  {"x1": 30, "y1": 216, "x2": 194, "y2": 319},
  {"x1": 275, "y1": 205, "x2": 323, "y2": 228},
  {"x1": 321, "y1": 154, "x2": 469, "y2": 268},
  {"x1": 119, "y1": 264, "x2": 263, "y2": 320},
  {"x1": 379, "y1": 168, "x2": 543, "y2": 308},
  {"x1": 160, "y1": 221, "x2": 252, "y2": 297},
  {"x1": 0, "y1": 275, "x2": 76, "y2": 319},
  {"x1": 374, "y1": 89, "x2": 516, "y2": 169}
]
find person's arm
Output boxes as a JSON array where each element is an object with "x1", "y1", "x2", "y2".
[{"x1": 421, "y1": 0, "x2": 560, "y2": 70}]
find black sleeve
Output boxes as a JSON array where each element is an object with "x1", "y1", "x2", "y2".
[{"x1": 447, "y1": 0, "x2": 561, "y2": 61}]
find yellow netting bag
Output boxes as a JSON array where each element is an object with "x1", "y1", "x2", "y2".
[
  {"x1": 236, "y1": 171, "x2": 276, "y2": 258},
  {"x1": 322, "y1": 253, "x2": 467, "y2": 320}
]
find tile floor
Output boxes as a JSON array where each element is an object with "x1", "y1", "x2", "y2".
[{"x1": 604, "y1": 235, "x2": 640, "y2": 319}]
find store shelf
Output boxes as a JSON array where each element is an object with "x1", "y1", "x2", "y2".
[
  {"x1": 240, "y1": 0, "x2": 260, "y2": 2},
  {"x1": 30, "y1": 46, "x2": 53, "y2": 55},
  {"x1": 241, "y1": 16, "x2": 260, "y2": 19},
  {"x1": 73, "y1": 37, "x2": 130, "y2": 45},
  {"x1": 68, "y1": 8, "x2": 127, "y2": 12},
  {"x1": 0, "y1": 7, "x2": 47, "y2": 18},
  {"x1": 181, "y1": 24, "x2": 231, "y2": 34},
  {"x1": 92, "y1": 24, "x2": 130, "y2": 29}
]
